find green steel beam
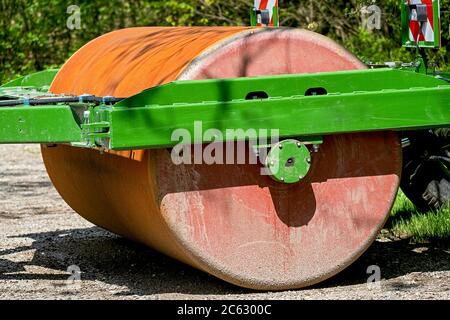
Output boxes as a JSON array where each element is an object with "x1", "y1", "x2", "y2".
[
  {"x1": 107, "y1": 68, "x2": 450, "y2": 149},
  {"x1": 0, "y1": 68, "x2": 449, "y2": 149},
  {"x1": 0, "y1": 105, "x2": 82, "y2": 144},
  {"x1": 117, "y1": 69, "x2": 446, "y2": 107},
  {"x1": 109, "y1": 85, "x2": 450, "y2": 149},
  {"x1": 0, "y1": 69, "x2": 82, "y2": 145},
  {"x1": 1, "y1": 69, "x2": 59, "y2": 89},
  {"x1": 0, "y1": 69, "x2": 60, "y2": 101}
]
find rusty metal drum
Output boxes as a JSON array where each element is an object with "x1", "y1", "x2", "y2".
[{"x1": 42, "y1": 27, "x2": 401, "y2": 290}]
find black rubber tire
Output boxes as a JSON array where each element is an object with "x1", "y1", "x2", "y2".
[
  {"x1": 401, "y1": 158, "x2": 450, "y2": 211},
  {"x1": 400, "y1": 129, "x2": 450, "y2": 212}
]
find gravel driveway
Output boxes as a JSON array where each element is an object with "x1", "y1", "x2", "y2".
[{"x1": 0, "y1": 144, "x2": 449, "y2": 300}]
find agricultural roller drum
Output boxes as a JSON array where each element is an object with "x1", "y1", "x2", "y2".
[{"x1": 1, "y1": 1, "x2": 450, "y2": 290}]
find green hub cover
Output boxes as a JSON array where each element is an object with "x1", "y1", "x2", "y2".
[{"x1": 265, "y1": 139, "x2": 312, "y2": 184}]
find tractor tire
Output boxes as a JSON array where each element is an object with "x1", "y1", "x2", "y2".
[{"x1": 401, "y1": 129, "x2": 450, "y2": 212}]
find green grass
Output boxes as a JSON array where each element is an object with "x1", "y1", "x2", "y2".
[{"x1": 388, "y1": 190, "x2": 450, "y2": 242}]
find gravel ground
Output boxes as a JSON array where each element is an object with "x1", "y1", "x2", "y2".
[{"x1": 0, "y1": 144, "x2": 449, "y2": 300}]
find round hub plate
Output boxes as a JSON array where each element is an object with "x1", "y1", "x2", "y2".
[{"x1": 265, "y1": 139, "x2": 312, "y2": 184}]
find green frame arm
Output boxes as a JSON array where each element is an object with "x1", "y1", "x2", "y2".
[{"x1": 0, "y1": 68, "x2": 449, "y2": 150}]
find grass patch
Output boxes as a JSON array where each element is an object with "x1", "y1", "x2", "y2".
[
  {"x1": 388, "y1": 190, "x2": 450, "y2": 242},
  {"x1": 390, "y1": 191, "x2": 417, "y2": 219}
]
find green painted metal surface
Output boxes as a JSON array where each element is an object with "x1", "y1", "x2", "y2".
[
  {"x1": 117, "y1": 69, "x2": 446, "y2": 108},
  {"x1": 1, "y1": 69, "x2": 59, "y2": 89},
  {"x1": 0, "y1": 70, "x2": 60, "y2": 102},
  {"x1": 109, "y1": 69, "x2": 450, "y2": 149},
  {"x1": 250, "y1": 8, "x2": 257, "y2": 27},
  {"x1": 0, "y1": 106, "x2": 82, "y2": 144},
  {"x1": 265, "y1": 139, "x2": 311, "y2": 184},
  {"x1": 0, "y1": 69, "x2": 82, "y2": 145},
  {"x1": 0, "y1": 68, "x2": 449, "y2": 150}
]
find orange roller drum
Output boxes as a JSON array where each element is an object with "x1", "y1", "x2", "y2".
[{"x1": 42, "y1": 27, "x2": 401, "y2": 290}]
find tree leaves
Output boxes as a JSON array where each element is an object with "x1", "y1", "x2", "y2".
[{"x1": 0, "y1": 0, "x2": 448, "y2": 84}]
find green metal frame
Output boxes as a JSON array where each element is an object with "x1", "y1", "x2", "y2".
[
  {"x1": 1, "y1": 68, "x2": 449, "y2": 150},
  {"x1": 0, "y1": 69, "x2": 85, "y2": 144},
  {"x1": 1, "y1": 69, "x2": 59, "y2": 89},
  {"x1": 108, "y1": 69, "x2": 450, "y2": 149}
]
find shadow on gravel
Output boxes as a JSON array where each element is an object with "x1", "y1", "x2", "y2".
[
  {"x1": 0, "y1": 227, "x2": 449, "y2": 295},
  {"x1": 316, "y1": 238, "x2": 450, "y2": 290},
  {"x1": 0, "y1": 227, "x2": 243, "y2": 296}
]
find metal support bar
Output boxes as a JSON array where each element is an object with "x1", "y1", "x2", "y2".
[
  {"x1": 0, "y1": 105, "x2": 82, "y2": 144},
  {"x1": 0, "y1": 95, "x2": 124, "y2": 107},
  {"x1": 0, "y1": 68, "x2": 449, "y2": 150},
  {"x1": 0, "y1": 69, "x2": 59, "y2": 89},
  {"x1": 109, "y1": 85, "x2": 450, "y2": 149}
]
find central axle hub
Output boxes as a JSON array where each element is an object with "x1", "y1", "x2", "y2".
[{"x1": 265, "y1": 139, "x2": 312, "y2": 184}]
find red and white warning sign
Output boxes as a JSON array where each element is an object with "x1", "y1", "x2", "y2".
[
  {"x1": 407, "y1": 0, "x2": 440, "y2": 44},
  {"x1": 254, "y1": 0, "x2": 279, "y2": 26}
]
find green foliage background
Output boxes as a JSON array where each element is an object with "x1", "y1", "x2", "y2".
[{"x1": 1, "y1": 0, "x2": 449, "y2": 83}]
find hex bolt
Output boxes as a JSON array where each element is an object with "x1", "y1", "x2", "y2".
[
  {"x1": 306, "y1": 158, "x2": 311, "y2": 164},
  {"x1": 270, "y1": 160, "x2": 275, "y2": 166},
  {"x1": 297, "y1": 142, "x2": 302, "y2": 148},
  {"x1": 279, "y1": 144, "x2": 283, "y2": 150},
  {"x1": 401, "y1": 138, "x2": 411, "y2": 148}
]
